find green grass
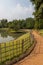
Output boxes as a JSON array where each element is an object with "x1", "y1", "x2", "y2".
[
  {"x1": 39, "y1": 29, "x2": 43, "y2": 36},
  {"x1": 0, "y1": 32, "x2": 32, "y2": 64}
]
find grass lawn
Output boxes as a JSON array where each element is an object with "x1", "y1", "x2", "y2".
[{"x1": 39, "y1": 29, "x2": 43, "y2": 36}]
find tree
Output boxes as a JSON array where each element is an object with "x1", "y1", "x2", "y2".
[
  {"x1": 26, "y1": 18, "x2": 35, "y2": 29},
  {"x1": 30, "y1": 0, "x2": 43, "y2": 29},
  {"x1": 0, "y1": 18, "x2": 35, "y2": 29},
  {"x1": 19, "y1": 19, "x2": 26, "y2": 29},
  {"x1": 8, "y1": 21, "x2": 14, "y2": 28},
  {"x1": 1, "y1": 19, "x2": 8, "y2": 28},
  {"x1": 13, "y1": 20, "x2": 20, "y2": 31}
]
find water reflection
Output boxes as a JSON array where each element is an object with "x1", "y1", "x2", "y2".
[{"x1": 0, "y1": 31, "x2": 25, "y2": 43}]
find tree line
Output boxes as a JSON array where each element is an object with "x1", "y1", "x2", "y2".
[
  {"x1": 0, "y1": 17, "x2": 43, "y2": 31},
  {"x1": 0, "y1": 18, "x2": 34, "y2": 30}
]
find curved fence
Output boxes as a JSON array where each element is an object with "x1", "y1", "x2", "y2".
[{"x1": 0, "y1": 32, "x2": 36, "y2": 65}]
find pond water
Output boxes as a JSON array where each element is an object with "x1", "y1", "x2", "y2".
[{"x1": 0, "y1": 31, "x2": 25, "y2": 43}]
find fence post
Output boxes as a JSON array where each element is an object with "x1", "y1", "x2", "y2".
[
  {"x1": 22, "y1": 39, "x2": 24, "y2": 53},
  {"x1": 3, "y1": 43, "x2": 6, "y2": 64},
  {"x1": 30, "y1": 32, "x2": 33, "y2": 45},
  {"x1": 18, "y1": 40, "x2": 20, "y2": 56},
  {"x1": 0, "y1": 44, "x2": 2, "y2": 63},
  {"x1": 12, "y1": 41, "x2": 14, "y2": 58}
]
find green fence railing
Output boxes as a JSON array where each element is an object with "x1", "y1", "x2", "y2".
[{"x1": 0, "y1": 32, "x2": 34, "y2": 65}]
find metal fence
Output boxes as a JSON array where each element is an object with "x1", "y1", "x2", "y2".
[{"x1": 0, "y1": 32, "x2": 34, "y2": 65}]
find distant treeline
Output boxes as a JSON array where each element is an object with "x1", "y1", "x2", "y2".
[{"x1": 0, "y1": 18, "x2": 43, "y2": 30}]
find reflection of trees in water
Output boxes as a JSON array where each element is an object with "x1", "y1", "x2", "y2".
[
  {"x1": 0, "y1": 31, "x2": 26, "y2": 38},
  {"x1": 9, "y1": 32, "x2": 26, "y2": 38},
  {"x1": 0, "y1": 32, "x2": 8, "y2": 38}
]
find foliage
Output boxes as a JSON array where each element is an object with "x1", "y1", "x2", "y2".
[
  {"x1": 30, "y1": 0, "x2": 43, "y2": 29},
  {"x1": 26, "y1": 18, "x2": 35, "y2": 29},
  {"x1": 0, "y1": 18, "x2": 35, "y2": 30},
  {"x1": 39, "y1": 30, "x2": 43, "y2": 36},
  {"x1": 1, "y1": 19, "x2": 8, "y2": 28}
]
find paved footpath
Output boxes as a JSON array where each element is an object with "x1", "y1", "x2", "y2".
[{"x1": 13, "y1": 31, "x2": 43, "y2": 65}]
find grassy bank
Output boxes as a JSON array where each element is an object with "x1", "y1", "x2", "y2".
[{"x1": 39, "y1": 29, "x2": 43, "y2": 36}]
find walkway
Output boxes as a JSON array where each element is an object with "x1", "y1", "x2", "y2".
[{"x1": 13, "y1": 31, "x2": 43, "y2": 65}]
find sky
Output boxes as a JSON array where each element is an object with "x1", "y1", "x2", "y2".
[{"x1": 0, "y1": 0, "x2": 34, "y2": 21}]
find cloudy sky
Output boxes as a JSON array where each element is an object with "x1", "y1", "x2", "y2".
[{"x1": 0, "y1": 0, "x2": 34, "y2": 21}]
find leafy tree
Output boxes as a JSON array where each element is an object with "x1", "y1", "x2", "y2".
[
  {"x1": 1, "y1": 19, "x2": 8, "y2": 28},
  {"x1": 26, "y1": 18, "x2": 35, "y2": 29},
  {"x1": 13, "y1": 20, "x2": 20, "y2": 31},
  {"x1": 0, "y1": 18, "x2": 35, "y2": 29},
  {"x1": 8, "y1": 21, "x2": 14, "y2": 28},
  {"x1": 30, "y1": 0, "x2": 43, "y2": 29}
]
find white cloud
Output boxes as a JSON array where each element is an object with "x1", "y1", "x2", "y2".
[{"x1": 0, "y1": 3, "x2": 34, "y2": 21}]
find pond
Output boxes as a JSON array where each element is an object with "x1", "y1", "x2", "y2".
[{"x1": 0, "y1": 31, "x2": 26, "y2": 43}]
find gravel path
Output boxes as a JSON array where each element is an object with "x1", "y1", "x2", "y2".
[{"x1": 13, "y1": 31, "x2": 43, "y2": 65}]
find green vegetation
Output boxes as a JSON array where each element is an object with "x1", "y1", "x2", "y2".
[
  {"x1": 0, "y1": 17, "x2": 43, "y2": 31},
  {"x1": 30, "y1": 0, "x2": 43, "y2": 29},
  {"x1": 0, "y1": 18, "x2": 35, "y2": 31},
  {"x1": 39, "y1": 30, "x2": 43, "y2": 36}
]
